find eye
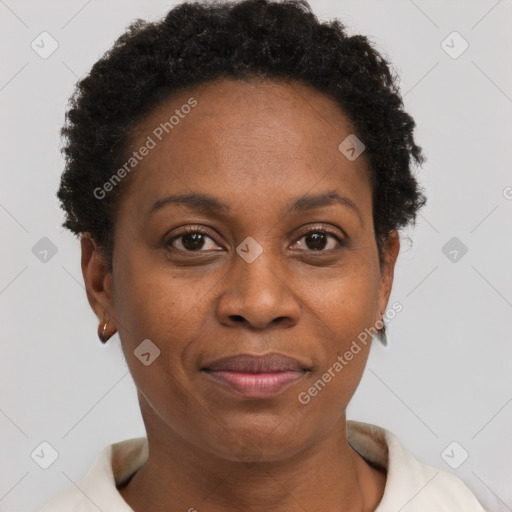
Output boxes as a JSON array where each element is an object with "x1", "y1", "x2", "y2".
[
  {"x1": 165, "y1": 225, "x2": 345, "y2": 254},
  {"x1": 291, "y1": 227, "x2": 345, "y2": 251},
  {"x1": 166, "y1": 227, "x2": 223, "y2": 252}
]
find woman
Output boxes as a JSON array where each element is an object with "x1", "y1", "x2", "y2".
[{"x1": 41, "y1": 0, "x2": 486, "y2": 510}]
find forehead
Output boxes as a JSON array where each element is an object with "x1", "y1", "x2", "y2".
[{"x1": 119, "y1": 78, "x2": 372, "y2": 218}]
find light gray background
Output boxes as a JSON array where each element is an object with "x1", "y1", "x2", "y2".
[{"x1": 1, "y1": 0, "x2": 511, "y2": 511}]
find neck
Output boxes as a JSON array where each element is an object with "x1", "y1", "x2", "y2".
[{"x1": 118, "y1": 404, "x2": 385, "y2": 512}]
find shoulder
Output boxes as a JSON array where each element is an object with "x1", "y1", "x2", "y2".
[
  {"x1": 38, "y1": 437, "x2": 147, "y2": 512},
  {"x1": 347, "y1": 420, "x2": 487, "y2": 511}
]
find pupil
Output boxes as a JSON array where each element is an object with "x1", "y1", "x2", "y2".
[
  {"x1": 307, "y1": 232, "x2": 326, "y2": 250},
  {"x1": 183, "y1": 233, "x2": 205, "y2": 251}
]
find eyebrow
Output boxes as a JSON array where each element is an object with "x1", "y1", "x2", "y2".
[{"x1": 150, "y1": 190, "x2": 363, "y2": 226}]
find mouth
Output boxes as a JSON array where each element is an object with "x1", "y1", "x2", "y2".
[{"x1": 201, "y1": 352, "x2": 310, "y2": 399}]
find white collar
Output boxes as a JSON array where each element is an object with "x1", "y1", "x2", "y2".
[{"x1": 40, "y1": 420, "x2": 486, "y2": 511}]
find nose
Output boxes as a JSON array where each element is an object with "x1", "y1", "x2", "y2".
[{"x1": 215, "y1": 248, "x2": 301, "y2": 330}]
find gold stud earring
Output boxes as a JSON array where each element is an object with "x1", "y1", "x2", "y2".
[{"x1": 98, "y1": 318, "x2": 110, "y2": 344}]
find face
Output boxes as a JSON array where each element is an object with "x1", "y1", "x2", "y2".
[{"x1": 82, "y1": 78, "x2": 399, "y2": 462}]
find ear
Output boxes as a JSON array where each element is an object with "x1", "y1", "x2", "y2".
[
  {"x1": 80, "y1": 233, "x2": 116, "y2": 336},
  {"x1": 376, "y1": 229, "x2": 400, "y2": 321}
]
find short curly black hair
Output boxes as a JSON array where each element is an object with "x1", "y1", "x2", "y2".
[{"x1": 58, "y1": 0, "x2": 426, "y2": 272}]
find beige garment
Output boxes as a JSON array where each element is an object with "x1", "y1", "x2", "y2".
[{"x1": 39, "y1": 420, "x2": 487, "y2": 511}]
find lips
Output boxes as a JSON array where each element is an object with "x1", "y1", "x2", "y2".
[
  {"x1": 203, "y1": 352, "x2": 310, "y2": 373},
  {"x1": 201, "y1": 352, "x2": 310, "y2": 399}
]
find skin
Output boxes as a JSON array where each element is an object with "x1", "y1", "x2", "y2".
[{"x1": 81, "y1": 77, "x2": 400, "y2": 512}]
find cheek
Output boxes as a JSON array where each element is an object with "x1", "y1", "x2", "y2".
[
  {"x1": 308, "y1": 257, "x2": 380, "y2": 346},
  {"x1": 112, "y1": 260, "x2": 201, "y2": 428},
  {"x1": 112, "y1": 249, "x2": 215, "y2": 343},
  {"x1": 111, "y1": 248, "x2": 221, "y2": 389},
  {"x1": 296, "y1": 260, "x2": 380, "y2": 405},
  {"x1": 111, "y1": 256, "x2": 176, "y2": 371}
]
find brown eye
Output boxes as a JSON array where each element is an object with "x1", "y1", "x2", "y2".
[
  {"x1": 178, "y1": 232, "x2": 207, "y2": 251},
  {"x1": 166, "y1": 228, "x2": 223, "y2": 252},
  {"x1": 292, "y1": 228, "x2": 344, "y2": 251}
]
